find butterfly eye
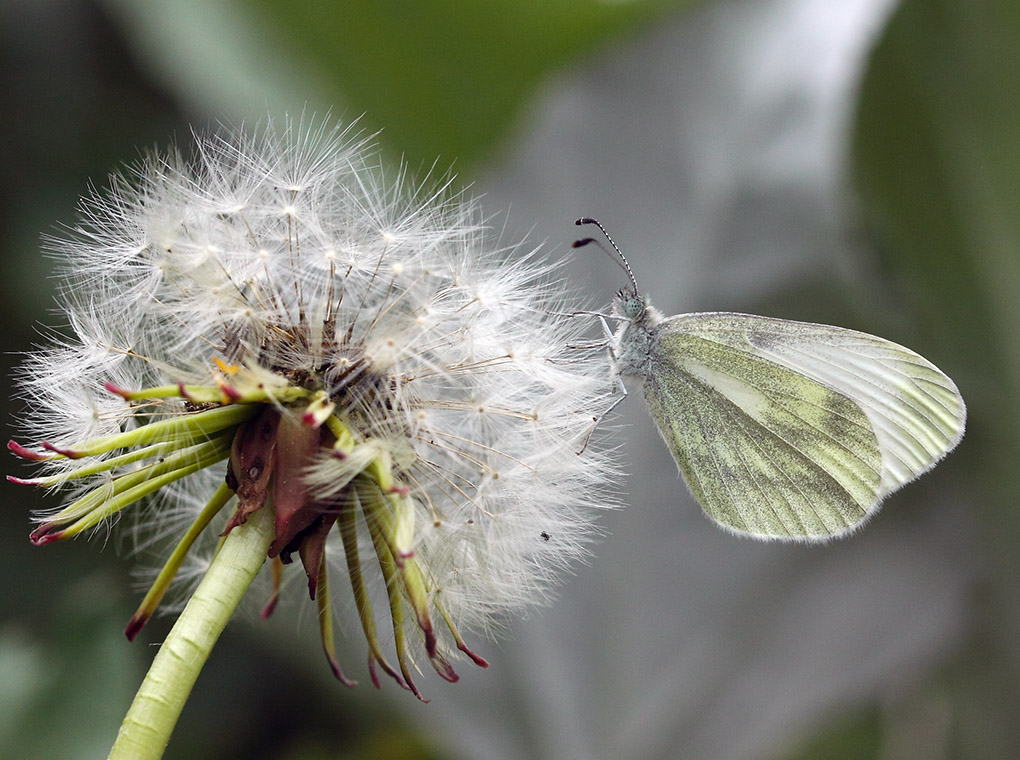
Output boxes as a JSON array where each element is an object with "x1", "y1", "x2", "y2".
[{"x1": 624, "y1": 296, "x2": 645, "y2": 320}]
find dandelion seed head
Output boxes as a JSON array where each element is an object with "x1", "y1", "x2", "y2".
[{"x1": 12, "y1": 115, "x2": 618, "y2": 691}]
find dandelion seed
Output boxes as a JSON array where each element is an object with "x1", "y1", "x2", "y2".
[{"x1": 8, "y1": 116, "x2": 616, "y2": 710}]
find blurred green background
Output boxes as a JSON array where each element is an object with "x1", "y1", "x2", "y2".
[{"x1": 1, "y1": 0, "x2": 1018, "y2": 758}]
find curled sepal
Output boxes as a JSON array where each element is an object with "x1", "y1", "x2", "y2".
[
  {"x1": 107, "y1": 364, "x2": 314, "y2": 407},
  {"x1": 360, "y1": 485, "x2": 438, "y2": 658},
  {"x1": 8, "y1": 440, "x2": 58, "y2": 461},
  {"x1": 125, "y1": 481, "x2": 235, "y2": 641},
  {"x1": 106, "y1": 380, "x2": 231, "y2": 405},
  {"x1": 314, "y1": 551, "x2": 357, "y2": 687},
  {"x1": 11, "y1": 441, "x2": 181, "y2": 487},
  {"x1": 428, "y1": 650, "x2": 459, "y2": 683},
  {"x1": 222, "y1": 406, "x2": 279, "y2": 534},
  {"x1": 363, "y1": 497, "x2": 427, "y2": 702},
  {"x1": 265, "y1": 412, "x2": 331, "y2": 559},
  {"x1": 323, "y1": 413, "x2": 359, "y2": 455},
  {"x1": 260, "y1": 556, "x2": 285, "y2": 619},
  {"x1": 30, "y1": 434, "x2": 233, "y2": 545},
  {"x1": 337, "y1": 491, "x2": 407, "y2": 691},
  {"x1": 322, "y1": 416, "x2": 416, "y2": 560},
  {"x1": 27, "y1": 404, "x2": 256, "y2": 463},
  {"x1": 297, "y1": 511, "x2": 338, "y2": 600},
  {"x1": 363, "y1": 448, "x2": 415, "y2": 558},
  {"x1": 397, "y1": 558, "x2": 439, "y2": 659},
  {"x1": 435, "y1": 598, "x2": 489, "y2": 669},
  {"x1": 391, "y1": 493, "x2": 416, "y2": 561},
  {"x1": 301, "y1": 391, "x2": 336, "y2": 428}
]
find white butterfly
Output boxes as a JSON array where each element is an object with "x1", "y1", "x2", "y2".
[{"x1": 576, "y1": 217, "x2": 966, "y2": 541}]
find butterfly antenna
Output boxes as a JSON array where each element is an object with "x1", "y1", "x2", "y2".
[{"x1": 573, "y1": 217, "x2": 639, "y2": 293}]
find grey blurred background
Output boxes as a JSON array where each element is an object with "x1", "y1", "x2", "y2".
[{"x1": 2, "y1": 0, "x2": 1017, "y2": 758}]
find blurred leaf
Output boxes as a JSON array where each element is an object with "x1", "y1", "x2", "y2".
[
  {"x1": 776, "y1": 685, "x2": 959, "y2": 760},
  {"x1": 223, "y1": 0, "x2": 694, "y2": 168},
  {"x1": 854, "y1": 0, "x2": 1020, "y2": 384},
  {"x1": 853, "y1": 0, "x2": 1020, "y2": 754},
  {"x1": 774, "y1": 705, "x2": 882, "y2": 760},
  {"x1": 99, "y1": 0, "x2": 700, "y2": 168},
  {"x1": 0, "y1": 574, "x2": 144, "y2": 760},
  {"x1": 854, "y1": 0, "x2": 1020, "y2": 584}
]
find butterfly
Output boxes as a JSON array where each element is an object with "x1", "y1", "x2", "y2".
[{"x1": 575, "y1": 217, "x2": 966, "y2": 540}]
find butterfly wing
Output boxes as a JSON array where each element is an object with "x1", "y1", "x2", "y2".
[{"x1": 643, "y1": 312, "x2": 965, "y2": 540}]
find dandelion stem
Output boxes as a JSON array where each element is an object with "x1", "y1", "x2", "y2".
[{"x1": 109, "y1": 502, "x2": 275, "y2": 760}]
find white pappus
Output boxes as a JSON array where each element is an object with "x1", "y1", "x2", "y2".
[{"x1": 8, "y1": 118, "x2": 619, "y2": 697}]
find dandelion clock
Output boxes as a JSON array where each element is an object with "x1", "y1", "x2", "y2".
[{"x1": 8, "y1": 118, "x2": 618, "y2": 759}]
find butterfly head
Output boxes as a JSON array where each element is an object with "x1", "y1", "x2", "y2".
[
  {"x1": 613, "y1": 287, "x2": 663, "y2": 331},
  {"x1": 613, "y1": 287, "x2": 652, "y2": 323},
  {"x1": 618, "y1": 288, "x2": 644, "y2": 318}
]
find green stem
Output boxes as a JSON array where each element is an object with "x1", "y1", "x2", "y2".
[{"x1": 108, "y1": 504, "x2": 275, "y2": 760}]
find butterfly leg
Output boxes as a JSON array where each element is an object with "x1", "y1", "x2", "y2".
[{"x1": 576, "y1": 317, "x2": 628, "y2": 455}]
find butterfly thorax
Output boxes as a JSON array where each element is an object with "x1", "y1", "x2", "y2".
[{"x1": 611, "y1": 290, "x2": 664, "y2": 379}]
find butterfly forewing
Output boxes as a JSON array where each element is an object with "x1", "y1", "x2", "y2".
[
  {"x1": 644, "y1": 322, "x2": 885, "y2": 538},
  {"x1": 639, "y1": 313, "x2": 965, "y2": 539},
  {"x1": 668, "y1": 314, "x2": 966, "y2": 495}
]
